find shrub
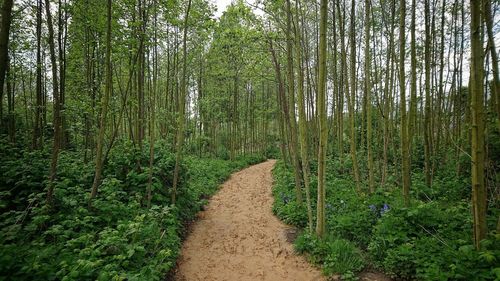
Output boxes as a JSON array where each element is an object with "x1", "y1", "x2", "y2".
[
  {"x1": 0, "y1": 139, "x2": 264, "y2": 280},
  {"x1": 367, "y1": 201, "x2": 499, "y2": 280},
  {"x1": 295, "y1": 232, "x2": 365, "y2": 277}
]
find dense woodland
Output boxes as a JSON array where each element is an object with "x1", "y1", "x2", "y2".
[{"x1": 0, "y1": 0, "x2": 499, "y2": 280}]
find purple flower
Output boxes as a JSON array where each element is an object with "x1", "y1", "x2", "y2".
[
  {"x1": 380, "y1": 203, "x2": 390, "y2": 215},
  {"x1": 369, "y1": 204, "x2": 377, "y2": 213}
]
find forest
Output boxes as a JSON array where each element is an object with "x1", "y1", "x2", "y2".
[{"x1": 0, "y1": 0, "x2": 498, "y2": 280}]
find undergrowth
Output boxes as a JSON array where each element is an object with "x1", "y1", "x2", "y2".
[
  {"x1": 0, "y1": 139, "x2": 264, "y2": 280},
  {"x1": 272, "y1": 158, "x2": 500, "y2": 281}
]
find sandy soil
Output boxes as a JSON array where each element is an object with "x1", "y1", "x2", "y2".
[{"x1": 174, "y1": 160, "x2": 325, "y2": 281}]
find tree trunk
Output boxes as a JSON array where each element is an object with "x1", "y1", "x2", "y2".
[
  {"x1": 409, "y1": 0, "x2": 417, "y2": 151},
  {"x1": 45, "y1": 0, "x2": 62, "y2": 206},
  {"x1": 172, "y1": 0, "x2": 192, "y2": 204},
  {"x1": 469, "y1": 0, "x2": 487, "y2": 250},
  {"x1": 147, "y1": 0, "x2": 158, "y2": 208},
  {"x1": 294, "y1": 0, "x2": 313, "y2": 232},
  {"x1": 400, "y1": 0, "x2": 410, "y2": 206},
  {"x1": 89, "y1": 0, "x2": 112, "y2": 203},
  {"x1": 365, "y1": 0, "x2": 374, "y2": 193},
  {"x1": 349, "y1": 0, "x2": 361, "y2": 192},
  {"x1": 0, "y1": 0, "x2": 14, "y2": 123},
  {"x1": 483, "y1": 0, "x2": 500, "y2": 129},
  {"x1": 316, "y1": 0, "x2": 327, "y2": 238},
  {"x1": 33, "y1": 0, "x2": 43, "y2": 149},
  {"x1": 285, "y1": 0, "x2": 303, "y2": 204},
  {"x1": 424, "y1": 0, "x2": 433, "y2": 187}
]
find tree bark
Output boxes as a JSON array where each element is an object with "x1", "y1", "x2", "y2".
[
  {"x1": 45, "y1": 0, "x2": 62, "y2": 206},
  {"x1": 365, "y1": 0, "x2": 374, "y2": 193},
  {"x1": 0, "y1": 0, "x2": 14, "y2": 123},
  {"x1": 349, "y1": 0, "x2": 361, "y2": 192},
  {"x1": 172, "y1": 0, "x2": 192, "y2": 204},
  {"x1": 33, "y1": 0, "x2": 43, "y2": 149},
  {"x1": 400, "y1": 0, "x2": 410, "y2": 206},
  {"x1": 316, "y1": 0, "x2": 327, "y2": 238},
  {"x1": 469, "y1": 0, "x2": 487, "y2": 250},
  {"x1": 483, "y1": 0, "x2": 500, "y2": 129},
  {"x1": 89, "y1": 0, "x2": 112, "y2": 202},
  {"x1": 424, "y1": 0, "x2": 433, "y2": 187},
  {"x1": 285, "y1": 0, "x2": 303, "y2": 204},
  {"x1": 294, "y1": 0, "x2": 313, "y2": 232}
]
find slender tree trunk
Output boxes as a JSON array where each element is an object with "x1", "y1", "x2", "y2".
[
  {"x1": 0, "y1": 0, "x2": 14, "y2": 123},
  {"x1": 409, "y1": 0, "x2": 417, "y2": 150},
  {"x1": 33, "y1": 0, "x2": 43, "y2": 149},
  {"x1": 285, "y1": 0, "x2": 303, "y2": 204},
  {"x1": 349, "y1": 0, "x2": 361, "y2": 192},
  {"x1": 333, "y1": 3, "x2": 344, "y2": 162},
  {"x1": 294, "y1": 0, "x2": 313, "y2": 232},
  {"x1": 172, "y1": 0, "x2": 192, "y2": 204},
  {"x1": 400, "y1": 0, "x2": 410, "y2": 206},
  {"x1": 89, "y1": 0, "x2": 112, "y2": 202},
  {"x1": 337, "y1": 1, "x2": 347, "y2": 169},
  {"x1": 316, "y1": 0, "x2": 327, "y2": 238},
  {"x1": 381, "y1": 1, "x2": 396, "y2": 186},
  {"x1": 469, "y1": 0, "x2": 487, "y2": 250},
  {"x1": 45, "y1": 0, "x2": 62, "y2": 206},
  {"x1": 483, "y1": 0, "x2": 500, "y2": 129},
  {"x1": 147, "y1": 0, "x2": 158, "y2": 208},
  {"x1": 424, "y1": 0, "x2": 433, "y2": 187},
  {"x1": 58, "y1": 0, "x2": 68, "y2": 148},
  {"x1": 272, "y1": 42, "x2": 290, "y2": 166},
  {"x1": 6, "y1": 59, "x2": 14, "y2": 143},
  {"x1": 435, "y1": 0, "x2": 446, "y2": 156},
  {"x1": 365, "y1": 0, "x2": 374, "y2": 193},
  {"x1": 137, "y1": 0, "x2": 146, "y2": 148}
]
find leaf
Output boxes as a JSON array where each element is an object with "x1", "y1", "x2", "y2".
[{"x1": 479, "y1": 251, "x2": 496, "y2": 263}]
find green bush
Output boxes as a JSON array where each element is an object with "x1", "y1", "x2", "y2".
[
  {"x1": 0, "y1": 140, "x2": 264, "y2": 280},
  {"x1": 368, "y1": 201, "x2": 499, "y2": 280},
  {"x1": 272, "y1": 161, "x2": 308, "y2": 228},
  {"x1": 272, "y1": 157, "x2": 499, "y2": 281},
  {"x1": 295, "y1": 232, "x2": 365, "y2": 277}
]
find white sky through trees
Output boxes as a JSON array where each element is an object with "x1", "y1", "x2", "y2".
[{"x1": 214, "y1": 0, "x2": 233, "y2": 17}]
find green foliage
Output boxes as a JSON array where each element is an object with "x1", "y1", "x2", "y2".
[
  {"x1": 0, "y1": 139, "x2": 50, "y2": 211},
  {"x1": 0, "y1": 140, "x2": 264, "y2": 280},
  {"x1": 264, "y1": 144, "x2": 281, "y2": 159},
  {"x1": 412, "y1": 172, "x2": 470, "y2": 202},
  {"x1": 272, "y1": 162, "x2": 308, "y2": 227},
  {"x1": 295, "y1": 232, "x2": 365, "y2": 276},
  {"x1": 368, "y1": 202, "x2": 499, "y2": 280},
  {"x1": 272, "y1": 158, "x2": 499, "y2": 281}
]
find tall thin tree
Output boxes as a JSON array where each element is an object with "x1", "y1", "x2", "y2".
[
  {"x1": 294, "y1": 0, "x2": 313, "y2": 231},
  {"x1": 89, "y1": 0, "x2": 113, "y2": 202},
  {"x1": 172, "y1": 0, "x2": 192, "y2": 204},
  {"x1": 399, "y1": 0, "x2": 410, "y2": 206},
  {"x1": 285, "y1": 0, "x2": 303, "y2": 204},
  {"x1": 348, "y1": 0, "x2": 361, "y2": 192},
  {"x1": 45, "y1": 0, "x2": 62, "y2": 205},
  {"x1": 0, "y1": 0, "x2": 14, "y2": 122},
  {"x1": 469, "y1": 0, "x2": 487, "y2": 250},
  {"x1": 365, "y1": 0, "x2": 374, "y2": 192},
  {"x1": 316, "y1": 0, "x2": 328, "y2": 238}
]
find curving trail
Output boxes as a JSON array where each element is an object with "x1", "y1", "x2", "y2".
[{"x1": 174, "y1": 160, "x2": 325, "y2": 281}]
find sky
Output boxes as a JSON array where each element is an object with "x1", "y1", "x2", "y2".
[{"x1": 214, "y1": 0, "x2": 233, "y2": 18}]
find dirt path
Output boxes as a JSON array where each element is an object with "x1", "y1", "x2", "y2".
[{"x1": 174, "y1": 160, "x2": 325, "y2": 281}]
